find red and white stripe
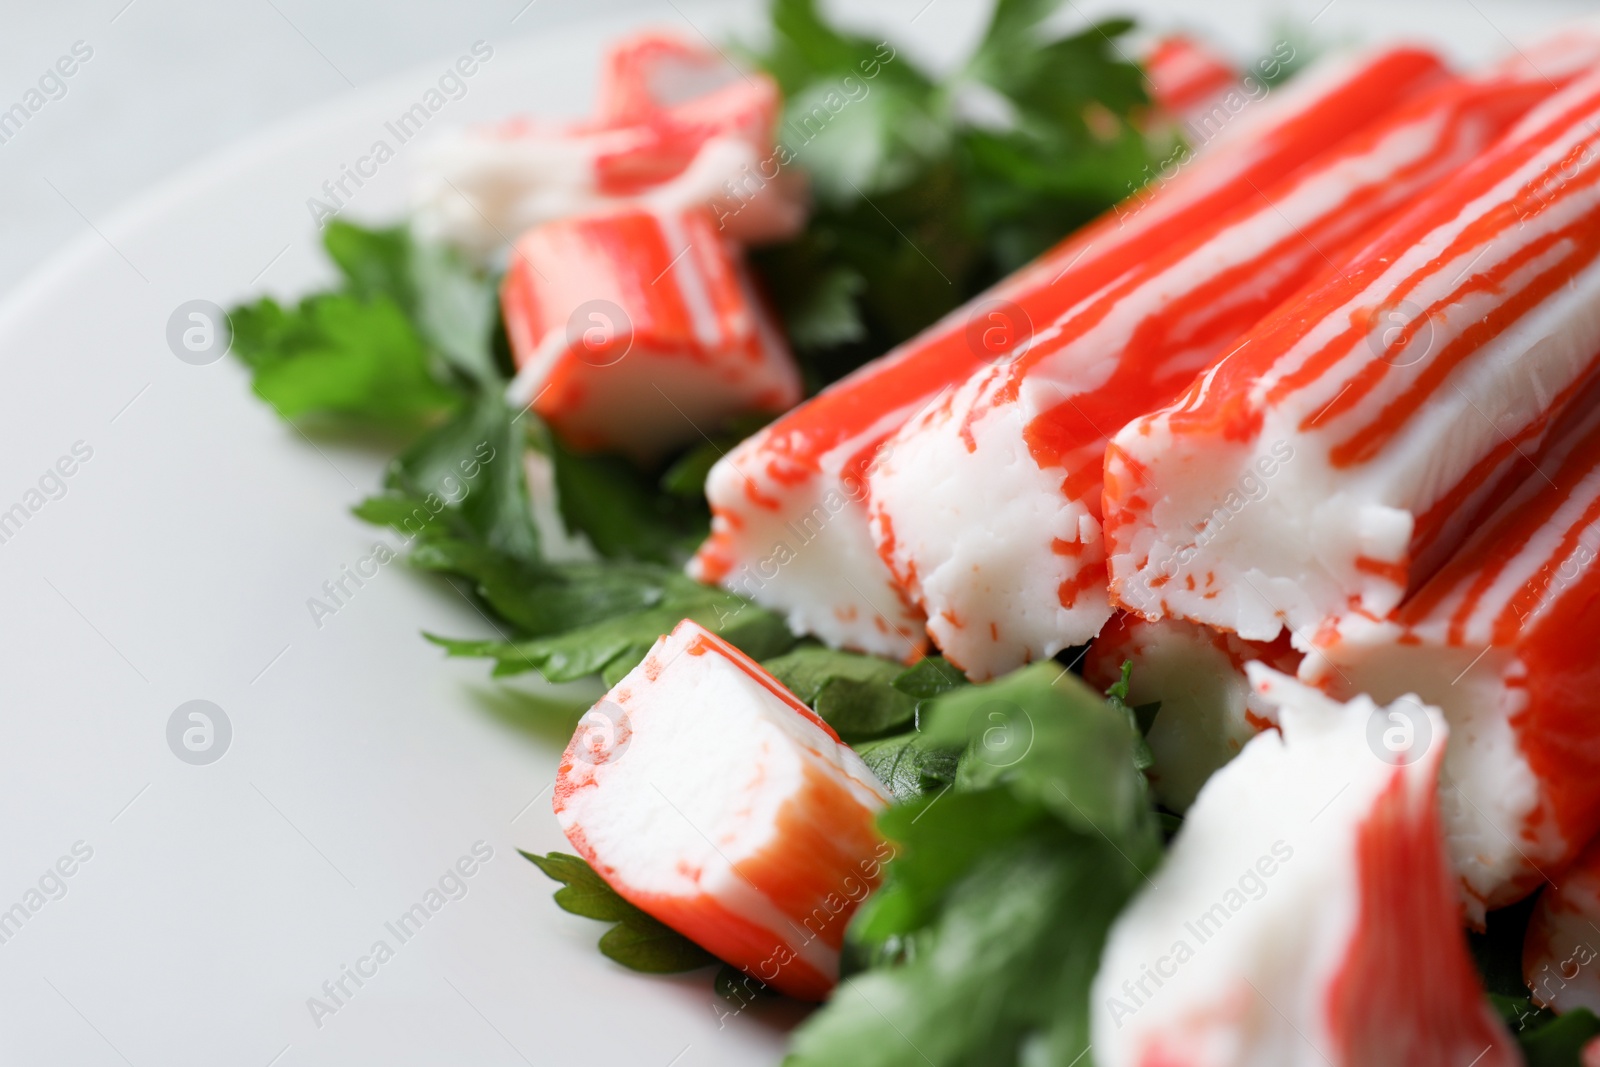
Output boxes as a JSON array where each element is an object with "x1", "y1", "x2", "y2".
[
  {"x1": 502, "y1": 204, "x2": 799, "y2": 460},
  {"x1": 1105, "y1": 59, "x2": 1600, "y2": 645},
  {"x1": 412, "y1": 32, "x2": 798, "y2": 259},
  {"x1": 868, "y1": 57, "x2": 1564, "y2": 679},
  {"x1": 1092, "y1": 666, "x2": 1516, "y2": 1067},
  {"x1": 1300, "y1": 386, "x2": 1600, "y2": 921},
  {"x1": 1142, "y1": 34, "x2": 1240, "y2": 128},
  {"x1": 553, "y1": 619, "x2": 892, "y2": 1001},
  {"x1": 689, "y1": 47, "x2": 1449, "y2": 659}
]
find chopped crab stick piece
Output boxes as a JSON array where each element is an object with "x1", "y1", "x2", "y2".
[
  {"x1": 553, "y1": 619, "x2": 893, "y2": 1001},
  {"x1": 689, "y1": 47, "x2": 1449, "y2": 659},
  {"x1": 502, "y1": 202, "x2": 799, "y2": 461},
  {"x1": 1084, "y1": 614, "x2": 1299, "y2": 813},
  {"x1": 1092, "y1": 666, "x2": 1516, "y2": 1067},
  {"x1": 1141, "y1": 34, "x2": 1241, "y2": 128},
  {"x1": 594, "y1": 32, "x2": 805, "y2": 243},
  {"x1": 412, "y1": 33, "x2": 795, "y2": 258},
  {"x1": 1299, "y1": 386, "x2": 1600, "y2": 921},
  {"x1": 869, "y1": 62, "x2": 1556, "y2": 679},
  {"x1": 1523, "y1": 836, "x2": 1600, "y2": 1013},
  {"x1": 1105, "y1": 61, "x2": 1600, "y2": 644}
]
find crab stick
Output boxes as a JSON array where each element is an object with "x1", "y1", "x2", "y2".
[
  {"x1": 1299, "y1": 385, "x2": 1600, "y2": 922},
  {"x1": 1105, "y1": 62, "x2": 1600, "y2": 644},
  {"x1": 552, "y1": 619, "x2": 892, "y2": 1001},
  {"x1": 1092, "y1": 666, "x2": 1516, "y2": 1067},
  {"x1": 412, "y1": 33, "x2": 798, "y2": 259},
  {"x1": 1523, "y1": 835, "x2": 1600, "y2": 1013},
  {"x1": 689, "y1": 47, "x2": 1449, "y2": 658},
  {"x1": 502, "y1": 202, "x2": 800, "y2": 460},
  {"x1": 1084, "y1": 614, "x2": 1299, "y2": 813},
  {"x1": 1141, "y1": 34, "x2": 1242, "y2": 132},
  {"x1": 869, "y1": 58, "x2": 1559, "y2": 679}
]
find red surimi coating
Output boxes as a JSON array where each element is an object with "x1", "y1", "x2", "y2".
[
  {"x1": 866, "y1": 55, "x2": 1566, "y2": 680},
  {"x1": 1303, "y1": 379, "x2": 1600, "y2": 919},
  {"x1": 689, "y1": 47, "x2": 1450, "y2": 657},
  {"x1": 594, "y1": 32, "x2": 779, "y2": 191},
  {"x1": 552, "y1": 620, "x2": 892, "y2": 1001},
  {"x1": 1092, "y1": 667, "x2": 1516, "y2": 1066},
  {"x1": 413, "y1": 32, "x2": 800, "y2": 258},
  {"x1": 1142, "y1": 34, "x2": 1240, "y2": 122},
  {"x1": 1104, "y1": 55, "x2": 1600, "y2": 645},
  {"x1": 502, "y1": 206, "x2": 800, "y2": 460}
]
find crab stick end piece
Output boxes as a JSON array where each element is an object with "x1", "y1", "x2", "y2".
[
  {"x1": 687, "y1": 436, "x2": 929, "y2": 662},
  {"x1": 1141, "y1": 34, "x2": 1240, "y2": 127},
  {"x1": 692, "y1": 44, "x2": 1451, "y2": 665},
  {"x1": 1299, "y1": 389, "x2": 1600, "y2": 921},
  {"x1": 502, "y1": 207, "x2": 800, "y2": 462},
  {"x1": 553, "y1": 619, "x2": 892, "y2": 1001},
  {"x1": 1092, "y1": 667, "x2": 1516, "y2": 1067},
  {"x1": 1107, "y1": 67, "x2": 1600, "y2": 642},
  {"x1": 868, "y1": 368, "x2": 1112, "y2": 681},
  {"x1": 1083, "y1": 615, "x2": 1299, "y2": 813},
  {"x1": 1524, "y1": 837, "x2": 1600, "y2": 1013},
  {"x1": 1300, "y1": 628, "x2": 1555, "y2": 925}
]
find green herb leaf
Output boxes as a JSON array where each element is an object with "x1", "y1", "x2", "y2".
[
  {"x1": 598, "y1": 917, "x2": 718, "y2": 973},
  {"x1": 852, "y1": 732, "x2": 961, "y2": 803},
  {"x1": 715, "y1": 963, "x2": 778, "y2": 1005},
  {"x1": 1520, "y1": 1009, "x2": 1600, "y2": 1067},
  {"x1": 521, "y1": 851, "x2": 716, "y2": 973},
  {"x1": 546, "y1": 433, "x2": 708, "y2": 564},
  {"x1": 921, "y1": 662, "x2": 1153, "y2": 838},
  {"x1": 428, "y1": 592, "x2": 795, "y2": 683},
  {"x1": 892, "y1": 655, "x2": 968, "y2": 699},
  {"x1": 381, "y1": 391, "x2": 540, "y2": 564},
  {"x1": 230, "y1": 293, "x2": 459, "y2": 425},
  {"x1": 323, "y1": 220, "x2": 414, "y2": 310},
  {"x1": 791, "y1": 657, "x2": 1161, "y2": 1064},
  {"x1": 788, "y1": 833, "x2": 1135, "y2": 1067},
  {"x1": 748, "y1": 0, "x2": 1158, "y2": 370},
  {"x1": 762, "y1": 645, "x2": 919, "y2": 740}
]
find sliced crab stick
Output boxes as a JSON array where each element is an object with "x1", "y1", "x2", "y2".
[
  {"x1": 869, "y1": 61, "x2": 1555, "y2": 679},
  {"x1": 594, "y1": 32, "x2": 806, "y2": 242},
  {"x1": 552, "y1": 619, "x2": 893, "y2": 1001},
  {"x1": 502, "y1": 204, "x2": 800, "y2": 460},
  {"x1": 1299, "y1": 387, "x2": 1600, "y2": 921},
  {"x1": 1105, "y1": 62, "x2": 1600, "y2": 644},
  {"x1": 1092, "y1": 666, "x2": 1516, "y2": 1067},
  {"x1": 1084, "y1": 614, "x2": 1299, "y2": 813},
  {"x1": 1142, "y1": 34, "x2": 1241, "y2": 129},
  {"x1": 1523, "y1": 836, "x2": 1600, "y2": 1013},
  {"x1": 689, "y1": 47, "x2": 1449, "y2": 659},
  {"x1": 412, "y1": 33, "x2": 796, "y2": 259}
]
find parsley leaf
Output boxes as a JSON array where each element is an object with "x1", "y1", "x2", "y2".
[
  {"x1": 378, "y1": 390, "x2": 541, "y2": 563},
  {"x1": 748, "y1": 0, "x2": 1157, "y2": 372},
  {"x1": 521, "y1": 851, "x2": 716, "y2": 973},
  {"x1": 852, "y1": 733, "x2": 960, "y2": 803},
  {"x1": 791, "y1": 832, "x2": 1137, "y2": 1067},
  {"x1": 231, "y1": 221, "x2": 498, "y2": 427},
  {"x1": 230, "y1": 293, "x2": 459, "y2": 425},
  {"x1": 545, "y1": 432, "x2": 709, "y2": 564},
  {"x1": 791, "y1": 665, "x2": 1161, "y2": 1064},
  {"x1": 762, "y1": 645, "x2": 917, "y2": 740}
]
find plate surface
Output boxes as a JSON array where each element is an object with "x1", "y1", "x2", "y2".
[{"x1": 0, "y1": 1, "x2": 1589, "y2": 1064}]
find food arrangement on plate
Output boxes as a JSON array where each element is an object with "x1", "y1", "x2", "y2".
[{"x1": 227, "y1": 0, "x2": 1600, "y2": 1062}]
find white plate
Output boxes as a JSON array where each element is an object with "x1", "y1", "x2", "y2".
[{"x1": 0, "y1": 1, "x2": 1588, "y2": 1064}]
